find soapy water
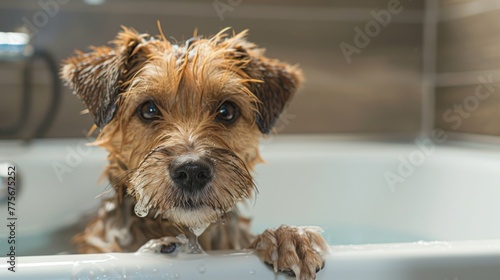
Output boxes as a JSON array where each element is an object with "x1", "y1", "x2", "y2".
[
  {"x1": 133, "y1": 197, "x2": 211, "y2": 254},
  {"x1": 320, "y1": 225, "x2": 428, "y2": 246},
  {"x1": 136, "y1": 235, "x2": 188, "y2": 256},
  {"x1": 12, "y1": 220, "x2": 430, "y2": 257},
  {"x1": 190, "y1": 224, "x2": 210, "y2": 237},
  {"x1": 198, "y1": 264, "x2": 206, "y2": 273},
  {"x1": 250, "y1": 224, "x2": 429, "y2": 246},
  {"x1": 134, "y1": 201, "x2": 149, "y2": 218},
  {"x1": 189, "y1": 223, "x2": 210, "y2": 254},
  {"x1": 136, "y1": 228, "x2": 212, "y2": 256},
  {"x1": 135, "y1": 224, "x2": 422, "y2": 256},
  {"x1": 136, "y1": 223, "x2": 211, "y2": 256}
]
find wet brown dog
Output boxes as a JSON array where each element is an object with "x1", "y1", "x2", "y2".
[{"x1": 61, "y1": 26, "x2": 328, "y2": 279}]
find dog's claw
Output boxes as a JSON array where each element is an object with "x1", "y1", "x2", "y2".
[{"x1": 250, "y1": 225, "x2": 328, "y2": 280}]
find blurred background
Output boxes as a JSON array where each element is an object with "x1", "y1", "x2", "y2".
[
  {"x1": 0, "y1": 0, "x2": 498, "y2": 140},
  {"x1": 3, "y1": 0, "x2": 500, "y2": 258}
]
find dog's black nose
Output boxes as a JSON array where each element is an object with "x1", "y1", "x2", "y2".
[{"x1": 170, "y1": 160, "x2": 212, "y2": 191}]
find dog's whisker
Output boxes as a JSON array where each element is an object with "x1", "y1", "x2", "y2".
[
  {"x1": 100, "y1": 167, "x2": 140, "y2": 198},
  {"x1": 95, "y1": 188, "x2": 114, "y2": 200}
]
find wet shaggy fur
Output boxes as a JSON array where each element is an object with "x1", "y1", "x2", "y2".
[{"x1": 61, "y1": 26, "x2": 328, "y2": 280}]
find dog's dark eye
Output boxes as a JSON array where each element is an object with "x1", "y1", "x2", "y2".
[
  {"x1": 138, "y1": 100, "x2": 160, "y2": 122},
  {"x1": 216, "y1": 101, "x2": 239, "y2": 124}
]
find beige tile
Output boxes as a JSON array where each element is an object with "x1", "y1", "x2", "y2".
[
  {"x1": 0, "y1": 2, "x2": 423, "y2": 138},
  {"x1": 435, "y1": 84, "x2": 500, "y2": 135},
  {"x1": 438, "y1": 9, "x2": 500, "y2": 73}
]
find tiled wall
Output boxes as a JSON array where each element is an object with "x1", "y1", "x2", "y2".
[
  {"x1": 0, "y1": 0, "x2": 424, "y2": 139},
  {"x1": 435, "y1": 0, "x2": 500, "y2": 135}
]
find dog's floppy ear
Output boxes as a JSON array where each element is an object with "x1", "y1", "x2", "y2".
[
  {"x1": 61, "y1": 28, "x2": 151, "y2": 128},
  {"x1": 228, "y1": 36, "x2": 303, "y2": 134}
]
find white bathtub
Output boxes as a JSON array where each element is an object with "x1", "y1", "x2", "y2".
[{"x1": 1, "y1": 135, "x2": 500, "y2": 279}]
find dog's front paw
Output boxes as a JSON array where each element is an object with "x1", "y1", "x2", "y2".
[{"x1": 250, "y1": 225, "x2": 328, "y2": 280}]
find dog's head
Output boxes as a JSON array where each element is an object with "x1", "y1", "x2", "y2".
[{"x1": 61, "y1": 27, "x2": 302, "y2": 227}]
